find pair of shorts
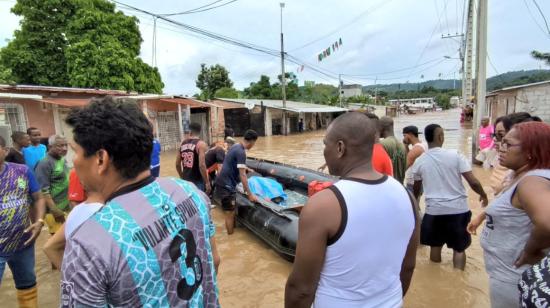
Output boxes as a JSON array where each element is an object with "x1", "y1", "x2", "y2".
[
  {"x1": 214, "y1": 186, "x2": 236, "y2": 211},
  {"x1": 420, "y1": 211, "x2": 472, "y2": 252}
]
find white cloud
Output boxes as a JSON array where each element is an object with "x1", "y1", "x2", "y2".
[{"x1": 0, "y1": 0, "x2": 549, "y2": 94}]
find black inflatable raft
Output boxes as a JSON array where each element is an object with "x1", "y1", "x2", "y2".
[{"x1": 234, "y1": 157, "x2": 335, "y2": 261}]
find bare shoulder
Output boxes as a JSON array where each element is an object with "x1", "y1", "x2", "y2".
[
  {"x1": 518, "y1": 175, "x2": 550, "y2": 193},
  {"x1": 300, "y1": 188, "x2": 341, "y2": 235}
]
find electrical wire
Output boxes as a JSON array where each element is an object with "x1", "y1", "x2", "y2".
[
  {"x1": 114, "y1": 1, "x2": 454, "y2": 87},
  {"x1": 112, "y1": 0, "x2": 281, "y2": 57},
  {"x1": 117, "y1": 3, "x2": 343, "y2": 84},
  {"x1": 522, "y1": 0, "x2": 550, "y2": 38},
  {"x1": 159, "y1": 0, "x2": 223, "y2": 16},
  {"x1": 160, "y1": 0, "x2": 238, "y2": 16},
  {"x1": 435, "y1": 0, "x2": 456, "y2": 56},
  {"x1": 531, "y1": 0, "x2": 550, "y2": 35},
  {"x1": 330, "y1": 58, "x2": 448, "y2": 82},
  {"x1": 408, "y1": 0, "x2": 450, "y2": 79},
  {"x1": 443, "y1": 0, "x2": 451, "y2": 35},
  {"x1": 340, "y1": 58, "x2": 444, "y2": 77},
  {"x1": 288, "y1": 0, "x2": 395, "y2": 52}
]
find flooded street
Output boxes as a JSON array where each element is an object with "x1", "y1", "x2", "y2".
[{"x1": 0, "y1": 108, "x2": 492, "y2": 307}]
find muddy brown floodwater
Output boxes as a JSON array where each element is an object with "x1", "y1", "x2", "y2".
[{"x1": 0, "y1": 108, "x2": 492, "y2": 307}]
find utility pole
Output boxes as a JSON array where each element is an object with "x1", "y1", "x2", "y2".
[
  {"x1": 463, "y1": 0, "x2": 475, "y2": 108},
  {"x1": 472, "y1": 0, "x2": 488, "y2": 161},
  {"x1": 441, "y1": 33, "x2": 463, "y2": 93},
  {"x1": 280, "y1": 2, "x2": 287, "y2": 136},
  {"x1": 374, "y1": 77, "x2": 378, "y2": 105},
  {"x1": 453, "y1": 72, "x2": 456, "y2": 89},
  {"x1": 338, "y1": 74, "x2": 343, "y2": 107}
]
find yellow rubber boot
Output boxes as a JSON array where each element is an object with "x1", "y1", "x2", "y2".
[{"x1": 17, "y1": 286, "x2": 38, "y2": 308}]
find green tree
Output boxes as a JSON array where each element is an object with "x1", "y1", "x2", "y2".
[
  {"x1": 435, "y1": 93, "x2": 451, "y2": 110},
  {"x1": 0, "y1": 0, "x2": 77, "y2": 85},
  {"x1": 532, "y1": 50, "x2": 550, "y2": 66},
  {"x1": 64, "y1": 0, "x2": 163, "y2": 93},
  {"x1": 214, "y1": 87, "x2": 238, "y2": 98},
  {"x1": 0, "y1": 0, "x2": 163, "y2": 93},
  {"x1": 275, "y1": 72, "x2": 299, "y2": 100},
  {"x1": 244, "y1": 75, "x2": 272, "y2": 99},
  {"x1": 196, "y1": 63, "x2": 233, "y2": 100},
  {"x1": 0, "y1": 59, "x2": 14, "y2": 84}
]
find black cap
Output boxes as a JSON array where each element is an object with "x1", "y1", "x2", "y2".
[{"x1": 402, "y1": 125, "x2": 419, "y2": 137}]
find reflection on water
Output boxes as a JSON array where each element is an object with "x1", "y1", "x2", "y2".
[
  {"x1": 0, "y1": 109, "x2": 490, "y2": 308},
  {"x1": 249, "y1": 108, "x2": 474, "y2": 169}
]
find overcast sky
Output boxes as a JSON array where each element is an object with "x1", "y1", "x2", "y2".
[{"x1": 1, "y1": 0, "x2": 549, "y2": 95}]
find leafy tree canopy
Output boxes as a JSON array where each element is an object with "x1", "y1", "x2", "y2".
[
  {"x1": 532, "y1": 50, "x2": 550, "y2": 66},
  {"x1": 214, "y1": 87, "x2": 239, "y2": 99},
  {"x1": 196, "y1": 63, "x2": 233, "y2": 100},
  {"x1": 0, "y1": 0, "x2": 163, "y2": 93}
]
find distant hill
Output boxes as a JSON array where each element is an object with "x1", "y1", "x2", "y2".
[{"x1": 362, "y1": 69, "x2": 550, "y2": 93}]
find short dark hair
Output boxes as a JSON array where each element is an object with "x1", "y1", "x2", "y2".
[
  {"x1": 424, "y1": 124, "x2": 442, "y2": 143},
  {"x1": 502, "y1": 112, "x2": 533, "y2": 132},
  {"x1": 243, "y1": 129, "x2": 258, "y2": 141},
  {"x1": 495, "y1": 116, "x2": 505, "y2": 127},
  {"x1": 402, "y1": 125, "x2": 419, "y2": 137},
  {"x1": 26, "y1": 127, "x2": 38, "y2": 135},
  {"x1": 532, "y1": 116, "x2": 542, "y2": 122},
  {"x1": 0, "y1": 135, "x2": 5, "y2": 147},
  {"x1": 364, "y1": 113, "x2": 379, "y2": 120},
  {"x1": 225, "y1": 124, "x2": 231, "y2": 128},
  {"x1": 65, "y1": 96, "x2": 153, "y2": 179},
  {"x1": 189, "y1": 122, "x2": 201, "y2": 135},
  {"x1": 363, "y1": 112, "x2": 380, "y2": 132},
  {"x1": 11, "y1": 131, "x2": 27, "y2": 142}
]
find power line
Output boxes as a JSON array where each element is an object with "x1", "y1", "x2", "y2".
[
  {"x1": 160, "y1": 0, "x2": 238, "y2": 16},
  {"x1": 434, "y1": 0, "x2": 455, "y2": 56},
  {"x1": 443, "y1": 0, "x2": 451, "y2": 35},
  {"x1": 522, "y1": 0, "x2": 550, "y2": 38},
  {"x1": 288, "y1": 0, "x2": 395, "y2": 52},
  {"x1": 531, "y1": 0, "x2": 550, "y2": 35},
  {"x1": 112, "y1": 0, "x2": 281, "y2": 57},
  {"x1": 409, "y1": 0, "x2": 450, "y2": 78},
  {"x1": 487, "y1": 53, "x2": 500, "y2": 75},
  {"x1": 115, "y1": 1, "x2": 343, "y2": 84},
  {"x1": 114, "y1": 1, "x2": 452, "y2": 86},
  {"x1": 128, "y1": 11, "x2": 276, "y2": 59},
  {"x1": 329, "y1": 58, "x2": 448, "y2": 82},
  {"x1": 159, "y1": 0, "x2": 224, "y2": 16},
  {"x1": 340, "y1": 58, "x2": 444, "y2": 77}
]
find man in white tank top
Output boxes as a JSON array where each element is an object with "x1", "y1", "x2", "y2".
[{"x1": 285, "y1": 112, "x2": 419, "y2": 308}]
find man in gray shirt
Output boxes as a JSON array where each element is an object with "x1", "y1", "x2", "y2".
[
  {"x1": 412, "y1": 124, "x2": 488, "y2": 270},
  {"x1": 60, "y1": 97, "x2": 219, "y2": 307}
]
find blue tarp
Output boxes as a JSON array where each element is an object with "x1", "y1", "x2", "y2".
[{"x1": 248, "y1": 176, "x2": 287, "y2": 202}]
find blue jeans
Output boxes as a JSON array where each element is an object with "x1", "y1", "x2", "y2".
[{"x1": 0, "y1": 244, "x2": 36, "y2": 289}]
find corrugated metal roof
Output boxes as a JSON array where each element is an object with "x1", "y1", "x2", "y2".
[
  {"x1": 207, "y1": 99, "x2": 247, "y2": 109},
  {"x1": 159, "y1": 98, "x2": 207, "y2": 108},
  {"x1": 490, "y1": 80, "x2": 550, "y2": 93},
  {"x1": 216, "y1": 98, "x2": 348, "y2": 113},
  {"x1": 0, "y1": 84, "x2": 134, "y2": 96}
]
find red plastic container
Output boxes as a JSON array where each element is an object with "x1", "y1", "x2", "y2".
[{"x1": 308, "y1": 181, "x2": 333, "y2": 197}]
